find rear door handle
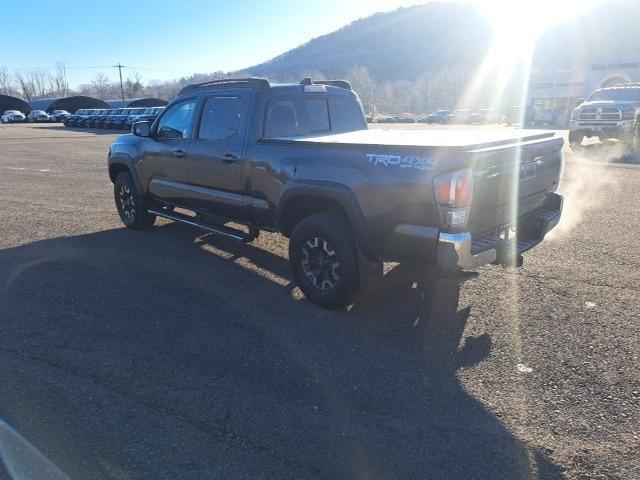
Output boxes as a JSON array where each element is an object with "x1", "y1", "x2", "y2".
[
  {"x1": 222, "y1": 153, "x2": 239, "y2": 164},
  {"x1": 172, "y1": 149, "x2": 187, "y2": 158}
]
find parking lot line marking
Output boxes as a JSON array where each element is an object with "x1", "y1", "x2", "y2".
[{"x1": 0, "y1": 166, "x2": 57, "y2": 173}]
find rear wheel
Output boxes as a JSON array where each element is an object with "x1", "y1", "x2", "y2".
[
  {"x1": 114, "y1": 172, "x2": 156, "y2": 229},
  {"x1": 289, "y1": 212, "x2": 360, "y2": 309}
]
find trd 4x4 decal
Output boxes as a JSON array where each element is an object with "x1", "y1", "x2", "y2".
[{"x1": 366, "y1": 153, "x2": 438, "y2": 171}]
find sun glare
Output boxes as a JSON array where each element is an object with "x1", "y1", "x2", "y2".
[
  {"x1": 452, "y1": 0, "x2": 603, "y2": 350},
  {"x1": 457, "y1": 0, "x2": 603, "y2": 115},
  {"x1": 477, "y1": 0, "x2": 600, "y2": 59}
]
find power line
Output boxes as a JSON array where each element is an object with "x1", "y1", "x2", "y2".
[
  {"x1": 7, "y1": 65, "x2": 183, "y2": 75},
  {"x1": 10, "y1": 65, "x2": 112, "y2": 71}
]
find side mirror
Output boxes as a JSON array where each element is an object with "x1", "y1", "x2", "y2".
[{"x1": 132, "y1": 121, "x2": 151, "y2": 137}]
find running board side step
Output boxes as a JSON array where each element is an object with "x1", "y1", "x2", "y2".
[{"x1": 148, "y1": 209, "x2": 258, "y2": 243}]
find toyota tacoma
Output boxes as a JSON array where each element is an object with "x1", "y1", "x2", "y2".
[{"x1": 108, "y1": 77, "x2": 564, "y2": 308}]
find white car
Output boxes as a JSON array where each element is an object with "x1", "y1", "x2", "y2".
[
  {"x1": 1, "y1": 110, "x2": 26, "y2": 123},
  {"x1": 28, "y1": 110, "x2": 51, "y2": 122},
  {"x1": 49, "y1": 110, "x2": 70, "y2": 122}
]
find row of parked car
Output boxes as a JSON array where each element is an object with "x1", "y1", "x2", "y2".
[
  {"x1": 64, "y1": 107, "x2": 165, "y2": 130},
  {"x1": 0, "y1": 109, "x2": 70, "y2": 123},
  {"x1": 373, "y1": 109, "x2": 505, "y2": 125}
]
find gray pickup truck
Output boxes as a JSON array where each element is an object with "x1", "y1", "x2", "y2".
[
  {"x1": 569, "y1": 83, "x2": 640, "y2": 149},
  {"x1": 108, "y1": 77, "x2": 563, "y2": 308}
]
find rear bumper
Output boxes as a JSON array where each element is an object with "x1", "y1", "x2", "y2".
[{"x1": 436, "y1": 192, "x2": 563, "y2": 271}]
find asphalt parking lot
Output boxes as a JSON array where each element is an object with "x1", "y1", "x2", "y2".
[{"x1": 0, "y1": 123, "x2": 638, "y2": 479}]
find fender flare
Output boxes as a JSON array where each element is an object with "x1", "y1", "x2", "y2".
[
  {"x1": 277, "y1": 180, "x2": 376, "y2": 260},
  {"x1": 108, "y1": 154, "x2": 143, "y2": 192}
]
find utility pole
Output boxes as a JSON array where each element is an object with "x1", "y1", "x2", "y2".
[{"x1": 114, "y1": 63, "x2": 125, "y2": 105}]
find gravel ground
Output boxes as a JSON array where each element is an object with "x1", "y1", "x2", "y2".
[{"x1": 0, "y1": 123, "x2": 638, "y2": 479}]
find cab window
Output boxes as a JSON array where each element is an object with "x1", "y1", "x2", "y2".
[
  {"x1": 156, "y1": 99, "x2": 197, "y2": 139},
  {"x1": 198, "y1": 97, "x2": 243, "y2": 141},
  {"x1": 264, "y1": 97, "x2": 331, "y2": 137}
]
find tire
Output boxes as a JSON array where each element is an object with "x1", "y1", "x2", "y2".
[
  {"x1": 114, "y1": 172, "x2": 156, "y2": 229},
  {"x1": 289, "y1": 212, "x2": 360, "y2": 309},
  {"x1": 569, "y1": 131, "x2": 584, "y2": 151},
  {"x1": 624, "y1": 121, "x2": 640, "y2": 151}
]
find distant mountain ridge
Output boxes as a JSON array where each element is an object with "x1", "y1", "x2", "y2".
[
  {"x1": 242, "y1": 0, "x2": 640, "y2": 83},
  {"x1": 243, "y1": 3, "x2": 492, "y2": 82}
]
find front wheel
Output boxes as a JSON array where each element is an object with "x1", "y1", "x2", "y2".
[
  {"x1": 623, "y1": 122, "x2": 640, "y2": 151},
  {"x1": 569, "y1": 131, "x2": 585, "y2": 152},
  {"x1": 114, "y1": 172, "x2": 156, "y2": 229},
  {"x1": 289, "y1": 212, "x2": 360, "y2": 309}
]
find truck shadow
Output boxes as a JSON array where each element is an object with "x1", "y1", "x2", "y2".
[{"x1": 0, "y1": 224, "x2": 564, "y2": 479}]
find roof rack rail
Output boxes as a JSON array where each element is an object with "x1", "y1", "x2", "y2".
[
  {"x1": 179, "y1": 77, "x2": 270, "y2": 95},
  {"x1": 299, "y1": 77, "x2": 352, "y2": 90}
]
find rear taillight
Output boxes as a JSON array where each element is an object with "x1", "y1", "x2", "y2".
[{"x1": 434, "y1": 168, "x2": 473, "y2": 227}]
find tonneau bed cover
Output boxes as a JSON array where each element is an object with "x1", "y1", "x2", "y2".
[{"x1": 263, "y1": 128, "x2": 557, "y2": 151}]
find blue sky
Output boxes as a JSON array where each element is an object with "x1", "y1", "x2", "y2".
[{"x1": 1, "y1": 0, "x2": 421, "y2": 88}]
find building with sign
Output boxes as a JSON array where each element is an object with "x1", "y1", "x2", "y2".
[{"x1": 527, "y1": 52, "x2": 640, "y2": 121}]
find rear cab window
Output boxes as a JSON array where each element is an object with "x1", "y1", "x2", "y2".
[{"x1": 263, "y1": 92, "x2": 366, "y2": 138}]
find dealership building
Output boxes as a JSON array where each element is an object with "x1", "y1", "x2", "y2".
[{"x1": 527, "y1": 53, "x2": 640, "y2": 112}]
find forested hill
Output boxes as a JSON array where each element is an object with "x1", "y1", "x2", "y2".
[
  {"x1": 243, "y1": 0, "x2": 640, "y2": 82},
  {"x1": 243, "y1": 3, "x2": 492, "y2": 82}
]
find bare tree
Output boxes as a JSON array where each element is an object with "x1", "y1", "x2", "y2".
[
  {"x1": 14, "y1": 71, "x2": 36, "y2": 101},
  {"x1": 0, "y1": 66, "x2": 16, "y2": 96},
  {"x1": 345, "y1": 66, "x2": 374, "y2": 115},
  {"x1": 124, "y1": 72, "x2": 144, "y2": 98},
  {"x1": 30, "y1": 70, "x2": 52, "y2": 98},
  {"x1": 91, "y1": 73, "x2": 112, "y2": 99},
  {"x1": 53, "y1": 61, "x2": 68, "y2": 96}
]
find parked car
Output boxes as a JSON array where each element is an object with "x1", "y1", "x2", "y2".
[
  {"x1": 104, "y1": 109, "x2": 124, "y2": 129},
  {"x1": 86, "y1": 109, "x2": 113, "y2": 128},
  {"x1": 75, "y1": 109, "x2": 99, "y2": 127},
  {"x1": 444, "y1": 110, "x2": 472, "y2": 124},
  {"x1": 422, "y1": 110, "x2": 451, "y2": 124},
  {"x1": 532, "y1": 108, "x2": 568, "y2": 127},
  {"x1": 375, "y1": 116, "x2": 396, "y2": 123},
  {"x1": 1, "y1": 110, "x2": 27, "y2": 123},
  {"x1": 107, "y1": 108, "x2": 133, "y2": 129},
  {"x1": 64, "y1": 109, "x2": 89, "y2": 127},
  {"x1": 138, "y1": 106, "x2": 165, "y2": 123},
  {"x1": 49, "y1": 110, "x2": 70, "y2": 122},
  {"x1": 89, "y1": 109, "x2": 113, "y2": 128},
  {"x1": 122, "y1": 108, "x2": 150, "y2": 130},
  {"x1": 392, "y1": 116, "x2": 415, "y2": 123},
  {"x1": 28, "y1": 110, "x2": 51, "y2": 122},
  {"x1": 108, "y1": 77, "x2": 564, "y2": 309},
  {"x1": 92, "y1": 109, "x2": 116, "y2": 128},
  {"x1": 469, "y1": 109, "x2": 500, "y2": 124}
]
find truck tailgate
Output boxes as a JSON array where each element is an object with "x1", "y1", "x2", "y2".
[{"x1": 466, "y1": 136, "x2": 563, "y2": 236}]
